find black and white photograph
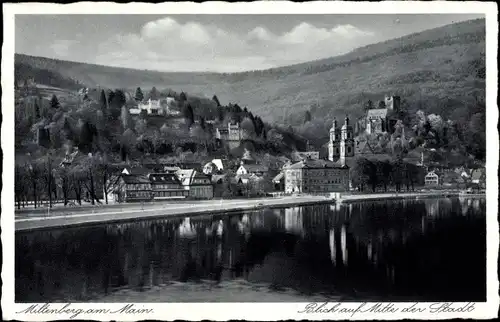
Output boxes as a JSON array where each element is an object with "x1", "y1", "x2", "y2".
[{"x1": 2, "y1": 1, "x2": 498, "y2": 320}]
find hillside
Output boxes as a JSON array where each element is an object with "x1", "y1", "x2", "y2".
[{"x1": 15, "y1": 18, "x2": 485, "y2": 128}]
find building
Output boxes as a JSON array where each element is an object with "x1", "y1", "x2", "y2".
[
  {"x1": 284, "y1": 159, "x2": 350, "y2": 194},
  {"x1": 148, "y1": 173, "x2": 188, "y2": 199},
  {"x1": 130, "y1": 97, "x2": 179, "y2": 116},
  {"x1": 215, "y1": 122, "x2": 242, "y2": 150},
  {"x1": 203, "y1": 158, "x2": 225, "y2": 175},
  {"x1": 291, "y1": 151, "x2": 320, "y2": 162},
  {"x1": 236, "y1": 163, "x2": 269, "y2": 176},
  {"x1": 364, "y1": 95, "x2": 401, "y2": 134},
  {"x1": 272, "y1": 172, "x2": 285, "y2": 191},
  {"x1": 365, "y1": 109, "x2": 389, "y2": 134},
  {"x1": 328, "y1": 115, "x2": 355, "y2": 166},
  {"x1": 113, "y1": 175, "x2": 153, "y2": 202},
  {"x1": 424, "y1": 171, "x2": 440, "y2": 186},
  {"x1": 177, "y1": 170, "x2": 214, "y2": 199},
  {"x1": 442, "y1": 172, "x2": 465, "y2": 188},
  {"x1": 471, "y1": 168, "x2": 486, "y2": 187}
]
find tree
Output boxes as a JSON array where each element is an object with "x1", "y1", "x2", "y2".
[
  {"x1": 120, "y1": 105, "x2": 133, "y2": 131},
  {"x1": 149, "y1": 87, "x2": 160, "y2": 100},
  {"x1": 365, "y1": 100, "x2": 374, "y2": 111},
  {"x1": 378, "y1": 100, "x2": 386, "y2": 109},
  {"x1": 350, "y1": 158, "x2": 375, "y2": 192},
  {"x1": 240, "y1": 117, "x2": 256, "y2": 139},
  {"x1": 135, "y1": 118, "x2": 148, "y2": 135},
  {"x1": 50, "y1": 94, "x2": 60, "y2": 109},
  {"x1": 135, "y1": 87, "x2": 144, "y2": 102},
  {"x1": 304, "y1": 110, "x2": 312, "y2": 124},
  {"x1": 108, "y1": 90, "x2": 126, "y2": 120},
  {"x1": 179, "y1": 91, "x2": 187, "y2": 102},
  {"x1": 190, "y1": 124, "x2": 208, "y2": 151},
  {"x1": 99, "y1": 89, "x2": 108, "y2": 111},
  {"x1": 376, "y1": 160, "x2": 393, "y2": 192},
  {"x1": 182, "y1": 103, "x2": 195, "y2": 126},
  {"x1": 121, "y1": 128, "x2": 136, "y2": 162},
  {"x1": 212, "y1": 95, "x2": 221, "y2": 107},
  {"x1": 15, "y1": 164, "x2": 30, "y2": 209},
  {"x1": 217, "y1": 105, "x2": 225, "y2": 122},
  {"x1": 267, "y1": 129, "x2": 284, "y2": 148},
  {"x1": 78, "y1": 119, "x2": 95, "y2": 153},
  {"x1": 34, "y1": 100, "x2": 41, "y2": 119}
]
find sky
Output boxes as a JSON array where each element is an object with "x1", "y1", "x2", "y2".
[{"x1": 15, "y1": 14, "x2": 483, "y2": 73}]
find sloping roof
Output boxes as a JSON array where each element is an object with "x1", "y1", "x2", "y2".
[
  {"x1": 176, "y1": 169, "x2": 195, "y2": 184},
  {"x1": 123, "y1": 167, "x2": 152, "y2": 175},
  {"x1": 177, "y1": 170, "x2": 211, "y2": 186},
  {"x1": 272, "y1": 172, "x2": 284, "y2": 182},
  {"x1": 367, "y1": 109, "x2": 388, "y2": 118},
  {"x1": 355, "y1": 141, "x2": 374, "y2": 155},
  {"x1": 235, "y1": 173, "x2": 262, "y2": 183},
  {"x1": 286, "y1": 159, "x2": 347, "y2": 170},
  {"x1": 212, "y1": 159, "x2": 224, "y2": 170},
  {"x1": 240, "y1": 164, "x2": 269, "y2": 173},
  {"x1": 211, "y1": 174, "x2": 226, "y2": 184},
  {"x1": 148, "y1": 173, "x2": 182, "y2": 185},
  {"x1": 121, "y1": 174, "x2": 151, "y2": 184},
  {"x1": 164, "y1": 166, "x2": 181, "y2": 173},
  {"x1": 425, "y1": 171, "x2": 439, "y2": 178}
]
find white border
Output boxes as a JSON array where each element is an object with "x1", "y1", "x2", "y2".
[{"x1": 2, "y1": 1, "x2": 498, "y2": 320}]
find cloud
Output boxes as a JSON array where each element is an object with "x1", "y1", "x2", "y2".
[
  {"x1": 95, "y1": 17, "x2": 376, "y2": 72},
  {"x1": 50, "y1": 39, "x2": 77, "y2": 58}
]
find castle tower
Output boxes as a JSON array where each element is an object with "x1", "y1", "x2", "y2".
[
  {"x1": 328, "y1": 118, "x2": 340, "y2": 161},
  {"x1": 340, "y1": 115, "x2": 355, "y2": 166},
  {"x1": 227, "y1": 122, "x2": 241, "y2": 150},
  {"x1": 384, "y1": 95, "x2": 401, "y2": 112}
]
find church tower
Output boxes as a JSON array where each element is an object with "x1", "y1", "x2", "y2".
[
  {"x1": 328, "y1": 118, "x2": 340, "y2": 161},
  {"x1": 340, "y1": 115, "x2": 355, "y2": 165}
]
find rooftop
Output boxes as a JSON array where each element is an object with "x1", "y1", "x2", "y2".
[
  {"x1": 240, "y1": 164, "x2": 269, "y2": 173},
  {"x1": 367, "y1": 109, "x2": 388, "y2": 118},
  {"x1": 121, "y1": 174, "x2": 151, "y2": 184},
  {"x1": 285, "y1": 159, "x2": 348, "y2": 170},
  {"x1": 149, "y1": 173, "x2": 182, "y2": 185}
]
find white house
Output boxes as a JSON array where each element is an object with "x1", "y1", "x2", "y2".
[
  {"x1": 203, "y1": 159, "x2": 225, "y2": 175},
  {"x1": 236, "y1": 164, "x2": 269, "y2": 176},
  {"x1": 130, "y1": 97, "x2": 180, "y2": 116},
  {"x1": 424, "y1": 171, "x2": 440, "y2": 186}
]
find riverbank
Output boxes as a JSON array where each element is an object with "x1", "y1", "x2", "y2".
[
  {"x1": 15, "y1": 191, "x2": 486, "y2": 232},
  {"x1": 15, "y1": 196, "x2": 332, "y2": 232},
  {"x1": 337, "y1": 191, "x2": 485, "y2": 203}
]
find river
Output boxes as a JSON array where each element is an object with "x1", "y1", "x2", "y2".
[{"x1": 15, "y1": 197, "x2": 486, "y2": 302}]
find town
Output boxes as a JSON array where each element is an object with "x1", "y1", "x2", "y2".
[
  {"x1": 10, "y1": 12, "x2": 490, "y2": 310},
  {"x1": 14, "y1": 79, "x2": 486, "y2": 211}
]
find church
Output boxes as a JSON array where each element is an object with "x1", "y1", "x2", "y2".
[{"x1": 328, "y1": 115, "x2": 355, "y2": 167}]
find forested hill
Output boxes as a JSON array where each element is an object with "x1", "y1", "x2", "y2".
[{"x1": 15, "y1": 18, "x2": 485, "y2": 125}]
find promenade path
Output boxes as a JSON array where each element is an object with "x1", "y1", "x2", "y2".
[
  {"x1": 15, "y1": 196, "x2": 331, "y2": 232},
  {"x1": 337, "y1": 191, "x2": 462, "y2": 203}
]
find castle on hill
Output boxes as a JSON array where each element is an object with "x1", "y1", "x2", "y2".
[
  {"x1": 215, "y1": 122, "x2": 242, "y2": 150},
  {"x1": 362, "y1": 95, "x2": 401, "y2": 135}
]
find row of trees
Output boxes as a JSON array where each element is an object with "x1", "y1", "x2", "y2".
[
  {"x1": 14, "y1": 150, "x2": 119, "y2": 209},
  {"x1": 349, "y1": 157, "x2": 423, "y2": 192}
]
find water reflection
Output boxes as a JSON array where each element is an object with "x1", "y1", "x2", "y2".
[{"x1": 16, "y1": 197, "x2": 486, "y2": 302}]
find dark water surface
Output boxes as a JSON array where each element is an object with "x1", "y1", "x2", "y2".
[{"x1": 16, "y1": 197, "x2": 486, "y2": 302}]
